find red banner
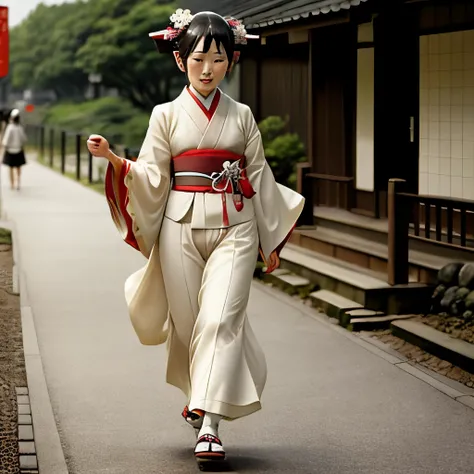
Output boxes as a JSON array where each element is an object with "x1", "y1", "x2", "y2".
[{"x1": 0, "y1": 7, "x2": 8, "y2": 78}]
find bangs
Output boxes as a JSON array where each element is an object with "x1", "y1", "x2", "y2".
[{"x1": 178, "y1": 12, "x2": 234, "y2": 65}]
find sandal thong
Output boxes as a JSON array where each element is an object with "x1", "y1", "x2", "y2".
[{"x1": 194, "y1": 433, "x2": 226, "y2": 460}]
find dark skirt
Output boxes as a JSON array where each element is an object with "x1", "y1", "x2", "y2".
[{"x1": 3, "y1": 150, "x2": 26, "y2": 167}]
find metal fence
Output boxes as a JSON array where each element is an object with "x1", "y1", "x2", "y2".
[{"x1": 24, "y1": 124, "x2": 138, "y2": 184}]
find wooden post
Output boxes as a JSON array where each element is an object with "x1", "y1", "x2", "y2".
[
  {"x1": 296, "y1": 162, "x2": 313, "y2": 226},
  {"x1": 39, "y1": 126, "x2": 45, "y2": 160},
  {"x1": 387, "y1": 178, "x2": 409, "y2": 286},
  {"x1": 49, "y1": 129, "x2": 54, "y2": 167},
  {"x1": 88, "y1": 151, "x2": 93, "y2": 183},
  {"x1": 76, "y1": 135, "x2": 81, "y2": 181},
  {"x1": 60, "y1": 131, "x2": 66, "y2": 174}
]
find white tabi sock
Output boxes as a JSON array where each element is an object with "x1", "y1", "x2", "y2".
[{"x1": 198, "y1": 412, "x2": 222, "y2": 439}]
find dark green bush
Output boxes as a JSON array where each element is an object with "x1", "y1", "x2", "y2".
[{"x1": 258, "y1": 116, "x2": 306, "y2": 189}]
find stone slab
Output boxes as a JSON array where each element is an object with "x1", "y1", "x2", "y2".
[
  {"x1": 456, "y1": 395, "x2": 474, "y2": 410},
  {"x1": 17, "y1": 395, "x2": 30, "y2": 405},
  {"x1": 345, "y1": 309, "x2": 384, "y2": 317},
  {"x1": 392, "y1": 319, "x2": 474, "y2": 372},
  {"x1": 310, "y1": 289, "x2": 363, "y2": 319},
  {"x1": 276, "y1": 273, "x2": 311, "y2": 287},
  {"x1": 18, "y1": 414, "x2": 32, "y2": 425},
  {"x1": 269, "y1": 268, "x2": 291, "y2": 277},
  {"x1": 310, "y1": 289, "x2": 363, "y2": 310},
  {"x1": 19, "y1": 455, "x2": 38, "y2": 470},
  {"x1": 15, "y1": 387, "x2": 29, "y2": 395},
  {"x1": 18, "y1": 404, "x2": 31, "y2": 415},
  {"x1": 349, "y1": 315, "x2": 416, "y2": 331},
  {"x1": 19, "y1": 442, "x2": 36, "y2": 454},
  {"x1": 18, "y1": 425, "x2": 34, "y2": 441},
  {"x1": 351, "y1": 315, "x2": 414, "y2": 324}
]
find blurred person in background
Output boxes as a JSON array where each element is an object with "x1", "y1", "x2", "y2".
[{"x1": 2, "y1": 109, "x2": 27, "y2": 190}]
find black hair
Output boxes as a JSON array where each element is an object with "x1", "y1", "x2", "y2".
[
  {"x1": 178, "y1": 12, "x2": 235, "y2": 67},
  {"x1": 12, "y1": 116, "x2": 20, "y2": 125},
  {"x1": 154, "y1": 12, "x2": 235, "y2": 67}
]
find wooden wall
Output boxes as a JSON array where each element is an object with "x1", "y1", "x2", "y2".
[{"x1": 240, "y1": 40, "x2": 309, "y2": 148}]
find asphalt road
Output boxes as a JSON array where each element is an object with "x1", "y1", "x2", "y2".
[{"x1": 2, "y1": 160, "x2": 474, "y2": 474}]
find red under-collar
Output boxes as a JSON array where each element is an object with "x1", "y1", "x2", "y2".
[{"x1": 187, "y1": 87, "x2": 221, "y2": 121}]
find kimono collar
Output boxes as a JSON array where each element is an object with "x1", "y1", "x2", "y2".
[
  {"x1": 186, "y1": 86, "x2": 221, "y2": 121},
  {"x1": 189, "y1": 85, "x2": 218, "y2": 110}
]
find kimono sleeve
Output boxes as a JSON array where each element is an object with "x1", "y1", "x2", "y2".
[
  {"x1": 105, "y1": 105, "x2": 171, "y2": 258},
  {"x1": 242, "y1": 106, "x2": 305, "y2": 262}
]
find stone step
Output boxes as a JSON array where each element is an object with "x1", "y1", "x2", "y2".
[
  {"x1": 281, "y1": 244, "x2": 390, "y2": 291},
  {"x1": 309, "y1": 289, "x2": 362, "y2": 319},
  {"x1": 391, "y1": 319, "x2": 474, "y2": 373},
  {"x1": 340, "y1": 308, "x2": 384, "y2": 328},
  {"x1": 296, "y1": 226, "x2": 465, "y2": 273},
  {"x1": 262, "y1": 268, "x2": 316, "y2": 298},
  {"x1": 280, "y1": 243, "x2": 433, "y2": 313},
  {"x1": 348, "y1": 314, "x2": 414, "y2": 332}
]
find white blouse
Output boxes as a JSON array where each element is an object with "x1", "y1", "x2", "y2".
[{"x1": 2, "y1": 124, "x2": 27, "y2": 153}]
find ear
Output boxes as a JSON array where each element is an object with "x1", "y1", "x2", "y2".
[
  {"x1": 173, "y1": 51, "x2": 186, "y2": 73},
  {"x1": 228, "y1": 52, "x2": 240, "y2": 74}
]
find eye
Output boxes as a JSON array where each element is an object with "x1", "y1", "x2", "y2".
[
  {"x1": 215, "y1": 59, "x2": 224, "y2": 63},
  {"x1": 193, "y1": 58, "x2": 203, "y2": 63}
]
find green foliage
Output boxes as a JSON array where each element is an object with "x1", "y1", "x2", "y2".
[
  {"x1": 43, "y1": 97, "x2": 149, "y2": 147},
  {"x1": 9, "y1": 0, "x2": 183, "y2": 109},
  {"x1": 258, "y1": 116, "x2": 287, "y2": 144},
  {"x1": 0, "y1": 228, "x2": 12, "y2": 245},
  {"x1": 258, "y1": 116, "x2": 306, "y2": 189}
]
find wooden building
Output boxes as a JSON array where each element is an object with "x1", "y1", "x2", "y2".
[{"x1": 183, "y1": 1, "x2": 474, "y2": 289}]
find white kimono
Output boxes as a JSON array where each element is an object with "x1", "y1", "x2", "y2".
[{"x1": 105, "y1": 86, "x2": 304, "y2": 419}]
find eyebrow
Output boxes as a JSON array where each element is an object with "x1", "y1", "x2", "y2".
[{"x1": 193, "y1": 51, "x2": 223, "y2": 54}]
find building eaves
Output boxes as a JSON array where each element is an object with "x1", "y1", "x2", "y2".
[{"x1": 226, "y1": 0, "x2": 369, "y2": 29}]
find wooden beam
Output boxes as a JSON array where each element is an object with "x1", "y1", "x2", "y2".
[{"x1": 307, "y1": 28, "x2": 314, "y2": 168}]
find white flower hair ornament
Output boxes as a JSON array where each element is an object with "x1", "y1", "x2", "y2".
[
  {"x1": 170, "y1": 8, "x2": 194, "y2": 30},
  {"x1": 148, "y1": 8, "x2": 259, "y2": 51}
]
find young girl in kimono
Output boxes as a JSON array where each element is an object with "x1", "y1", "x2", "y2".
[{"x1": 87, "y1": 9, "x2": 304, "y2": 462}]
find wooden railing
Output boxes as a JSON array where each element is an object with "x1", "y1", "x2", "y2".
[
  {"x1": 388, "y1": 178, "x2": 474, "y2": 285},
  {"x1": 296, "y1": 162, "x2": 354, "y2": 225},
  {"x1": 400, "y1": 193, "x2": 474, "y2": 248}
]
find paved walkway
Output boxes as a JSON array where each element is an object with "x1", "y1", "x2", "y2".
[{"x1": 2, "y1": 160, "x2": 474, "y2": 474}]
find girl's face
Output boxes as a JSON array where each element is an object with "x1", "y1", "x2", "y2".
[{"x1": 186, "y1": 37, "x2": 229, "y2": 97}]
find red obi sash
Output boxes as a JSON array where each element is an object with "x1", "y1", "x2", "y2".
[{"x1": 172, "y1": 149, "x2": 256, "y2": 226}]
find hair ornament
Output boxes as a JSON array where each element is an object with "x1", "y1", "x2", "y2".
[
  {"x1": 170, "y1": 8, "x2": 194, "y2": 30},
  {"x1": 148, "y1": 8, "x2": 259, "y2": 46},
  {"x1": 226, "y1": 17, "x2": 247, "y2": 45}
]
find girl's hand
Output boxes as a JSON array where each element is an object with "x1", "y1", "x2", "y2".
[
  {"x1": 87, "y1": 134, "x2": 110, "y2": 158},
  {"x1": 263, "y1": 251, "x2": 280, "y2": 274}
]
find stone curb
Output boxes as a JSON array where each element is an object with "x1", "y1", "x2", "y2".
[
  {"x1": 8, "y1": 220, "x2": 70, "y2": 474},
  {"x1": 253, "y1": 279, "x2": 474, "y2": 412},
  {"x1": 391, "y1": 319, "x2": 474, "y2": 373},
  {"x1": 16, "y1": 386, "x2": 38, "y2": 474}
]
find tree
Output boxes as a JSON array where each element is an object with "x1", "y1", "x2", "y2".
[
  {"x1": 9, "y1": 2, "x2": 90, "y2": 98},
  {"x1": 75, "y1": 0, "x2": 182, "y2": 109},
  {"x1": 9, "y1": 0, "x2": 183, "y2": 109}
]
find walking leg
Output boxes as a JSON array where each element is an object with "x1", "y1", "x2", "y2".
[
  {"x1": 16, "y1": 167, "x2": 21, "y2": 190},
  {"x1": 9, "y1": 167, "x2": 14, "y2": 190}
]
